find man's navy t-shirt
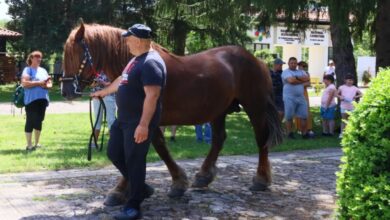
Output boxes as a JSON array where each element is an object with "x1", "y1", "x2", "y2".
[{"x1": 116, "y1": 50, "x2": 166, "y2": 126}]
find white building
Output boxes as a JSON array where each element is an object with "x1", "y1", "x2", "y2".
[{"x1": 248, "y1": 24, "x2": 332, "y2": 82}]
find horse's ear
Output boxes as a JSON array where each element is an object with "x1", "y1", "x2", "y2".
[{"x1": 75, "y1": 22, "x2": 85, "y2": 42}]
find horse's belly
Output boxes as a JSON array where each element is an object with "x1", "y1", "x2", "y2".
[{"x1": 160, "y1": 95, "x2": 233, "y2": 125}]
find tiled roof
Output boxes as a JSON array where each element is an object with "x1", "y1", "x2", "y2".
[
  {"x1": 275, "y1": 10, "x2": 330, "y2": 24},
  {"x1": 0, "y1": 28, "x2": 22, "y2": 38}
]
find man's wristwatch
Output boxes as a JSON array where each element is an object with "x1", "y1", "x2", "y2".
[{"x1": 295, "y1": 76, "x2": 300, "y2": 80}]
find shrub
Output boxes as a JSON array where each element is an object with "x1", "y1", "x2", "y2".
[
  {"x1": 336, "y1": 69, "x2": 390, "y2": 219},
  {"x1": 253, "y1": 49, "x2": 274, "y2": 68}
]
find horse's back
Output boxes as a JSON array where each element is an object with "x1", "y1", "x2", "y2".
[{"x1": 159, "y1": 45, "x2": 271, "y2": 125}]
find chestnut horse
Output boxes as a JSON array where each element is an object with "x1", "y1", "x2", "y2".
[{"x1": 61, "y1": 23, "x2": 283, "y2": 205}]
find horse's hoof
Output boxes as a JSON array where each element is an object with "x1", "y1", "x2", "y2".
[
  {"x1": 167, "y1": 187, "x2": 186, "y2": 198},
  {"x1": 192, "y1": 175, "x2": 213, "y2": 188},
  {"x1": 249, "y1": 176, "x2": 270, "y2": 191},
  {"x1": 249, "y1": 183, "x2": 268, "y2": 191},
  {"x1": 103, "y1": 192, "x2": 126, "y2": 206},
  {"x1": 144, "y1": 183, "x2": 155, "y2": 199}
]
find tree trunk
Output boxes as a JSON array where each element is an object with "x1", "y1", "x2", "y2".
[
  {"x1": 328, "y1": 1, "x2": 357, "y2": 86},
  {"x1": 172, "y1": 19, "x2": 188, "y2": 56},
  {"x1": 375, "y1": 0, "x2": 390, "y2": 72}
]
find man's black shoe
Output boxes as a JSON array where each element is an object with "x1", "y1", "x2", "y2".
[
  {"x1": 288, "y1": 132, "x2": 296, "y2": 139},
  {"x1": 114, "y1": 207, "x2": 142, "y2": 220},
  {"x1": 170, "y1": 136, "x2": 176, "y2": 142},
  {"x1": 302, "y1": 133, "x2": 315, "y2": 139}
]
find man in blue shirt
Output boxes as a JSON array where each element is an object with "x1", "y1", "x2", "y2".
[
  {"x1": 281, "y1": 57, "x2": 312, "y2": 139},
  {"x1": 270, "y1": 58, "x2": 285, "y2": 120},
  {"x1": 91, "y1": 24, "x2": 166, "y2": 220}
]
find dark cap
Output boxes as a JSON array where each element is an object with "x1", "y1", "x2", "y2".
[
  {"x1": 274, "y1": 58, "x2": 285, "y2": 65},
  {"x1": 122, "y1": 24, "x2": 153, "y2": 39}
]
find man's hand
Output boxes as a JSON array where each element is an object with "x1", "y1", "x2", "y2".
[
  {"x1": 90, "y1": 89, "x2": 107, "y2": 98},
  {"x1": 134, "y1": 125, "x2": 149, "y2": 143},
  {"x1": 298, "y1": 74, "x2": 310, "y2": 82}
]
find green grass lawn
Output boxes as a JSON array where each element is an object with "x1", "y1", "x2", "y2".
[
  {"x1": 0, "y1": 83, "x2": 89, "y2": 103},
  {"x1": 0, "y1": 108, "x2": 340, "y2": 173}
]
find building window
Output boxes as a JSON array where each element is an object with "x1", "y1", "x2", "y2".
[
  {"x1": 328, "y1": 47, "x2": 333, "y2": 61},
  {"x1": 253, "y1": 43, "x2": 270, "y2": 51},
  {"x1": 274, "y1": 46, "x2": 283, "y2": 58},
  {"x1": 301, "y1": 47, "x2": 309, "y2": 62}
]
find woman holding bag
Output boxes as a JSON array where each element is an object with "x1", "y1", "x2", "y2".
[{"x1": 21, "y1": 51, "x2": 52, "y2": 151}]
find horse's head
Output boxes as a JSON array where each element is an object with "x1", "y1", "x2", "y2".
[
  {"x1": 61, "y1": 23, "x2": 92, "y2": 99},
  {"x1": 61, "y1": 22, "x2": 131, "y2": 100}
]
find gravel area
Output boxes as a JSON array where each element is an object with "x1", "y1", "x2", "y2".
[{"x1": 0, "y1": 148, "x2": 341, "y2": 220}]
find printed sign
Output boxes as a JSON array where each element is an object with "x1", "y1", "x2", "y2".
[
  {"x1": 276, "y1": 27, "x2": 303, "y2": 44},
  {"x1": 305, "y1": 29, "x2": 329, "y2": 46}
]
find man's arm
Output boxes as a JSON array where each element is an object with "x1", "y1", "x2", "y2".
[
  {"x1": 90, "y1": 75, "x2": 121, "y2": 98},
  {"x1": 286, "y1": 75, "x2": 310, "y2": 84},
  {"x1": 134, "y1": 85, "x2": 161, "y2": 143}
]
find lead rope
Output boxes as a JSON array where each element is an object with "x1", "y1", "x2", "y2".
[{"x1": 88, "y1": 96, "x2": 107, "y2": 161}]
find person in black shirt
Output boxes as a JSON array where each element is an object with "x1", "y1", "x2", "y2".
[
  {"x1": 91, "y1": 24, "x2": 166, "y2": 220},
  {"x1": 270, "y1": 58, "x2": 285, "y2": 120}
]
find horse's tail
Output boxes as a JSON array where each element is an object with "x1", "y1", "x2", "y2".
[{"x1": 265, "y1": 95, "x2": 284, "y2": 147}]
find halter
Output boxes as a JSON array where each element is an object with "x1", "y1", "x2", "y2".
[
  {"x1": 61, "y1": 39, "x2": 108, "y2": 160},
  {"x1": 61, "y1": 39, "x2": 100, "y2": 95}
]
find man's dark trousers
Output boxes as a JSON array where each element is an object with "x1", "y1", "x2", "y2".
[{"x1": 107, "y1": 119, "x2": 155, "y2": 209}]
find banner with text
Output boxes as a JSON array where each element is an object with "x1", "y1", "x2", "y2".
[
  {"x1": 276, "y1": 27, "x2": 329, "y2": 46},
  {"x1": 276, "y1": 27, "x2": 304, "y2": 44}
]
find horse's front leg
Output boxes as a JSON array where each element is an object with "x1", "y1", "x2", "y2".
[
  {"x1": 192, "y1": 114, "x2": 227, "y2": 188},
  {"x1": 104, "y1": 176, "x2": 128, "y2": 206},
  {"x1": 152, "y1": 127, "x2": 189, "y2": 198}
]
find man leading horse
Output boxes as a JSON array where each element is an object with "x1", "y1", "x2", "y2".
[
  {"x1": 91, "y1": 24, "x2": 166, "y2": 220},
  {"x1": 61, "y1": 22, "x2": 283, "y2": 216}
]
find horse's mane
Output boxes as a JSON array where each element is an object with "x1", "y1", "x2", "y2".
[
  {"x1": 63, "y1": 24, "x2": 132, "y2": 80},
  {"x1": 151, "y1": 42, "x2": 185, "y2": 64},
  {"x1": 64, "y1": 23, "x2": 185, "y2": 79}
]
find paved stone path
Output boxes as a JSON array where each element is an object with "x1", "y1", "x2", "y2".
[
  {"x1": 0, "y1": 100, "x2": 89, "y2": 115},
  {"x1": 0, "y1": 148, "x2": 341, "y2": 220},
  {"x1": 0, "y1": 97, "x2": 322, "y2": 115}
]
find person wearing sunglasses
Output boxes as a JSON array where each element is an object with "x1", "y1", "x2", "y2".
[{"x1": 21, "y1": 51, "x2": 52, "y2": 151}]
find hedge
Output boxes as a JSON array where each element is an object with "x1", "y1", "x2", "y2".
[{"x1": 336, "y1": 69, "x2": 390, "y2": 219}]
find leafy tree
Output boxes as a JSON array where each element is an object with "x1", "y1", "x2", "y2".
[
  {"x1": 4, "y1": 0, "x2": 155, "y2": 57},
  {"x1": 251, "y1": 0, "x2": 388, "y2": 85},
  {"x1": 154, "y1": 0, "x2": 251, "y2": 55},
  {"x1": 375, "y1": 0, "x2": 390, "y2": 71},
  {"x1": 6, "y1": 0, "x2": 67, "y2": 56},
  {"x1": 186, "y1": 31, "x2": 213, "y2": 54},
  {"x1": 0, "y1": 19, "x2": 7, "y2": 27}
]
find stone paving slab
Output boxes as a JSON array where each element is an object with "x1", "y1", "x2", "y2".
[{"x1": 0, "y1": 148, "x2": 342, "y2": 220}]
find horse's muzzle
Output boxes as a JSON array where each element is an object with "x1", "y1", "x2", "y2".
[{"x1": 61, "y1": 80, "x2": 82, "y2": 100}]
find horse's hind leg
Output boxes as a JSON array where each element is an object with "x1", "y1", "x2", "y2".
[
  {"x1": 243, "y1": 106, "x2": 272, "y2": 191},
  {"x1": 192, "y1": 113, "x2": 227, "y2": 188},
  {"x1": 152, "y1": 127, "x2": 189, "y2": 198}
]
